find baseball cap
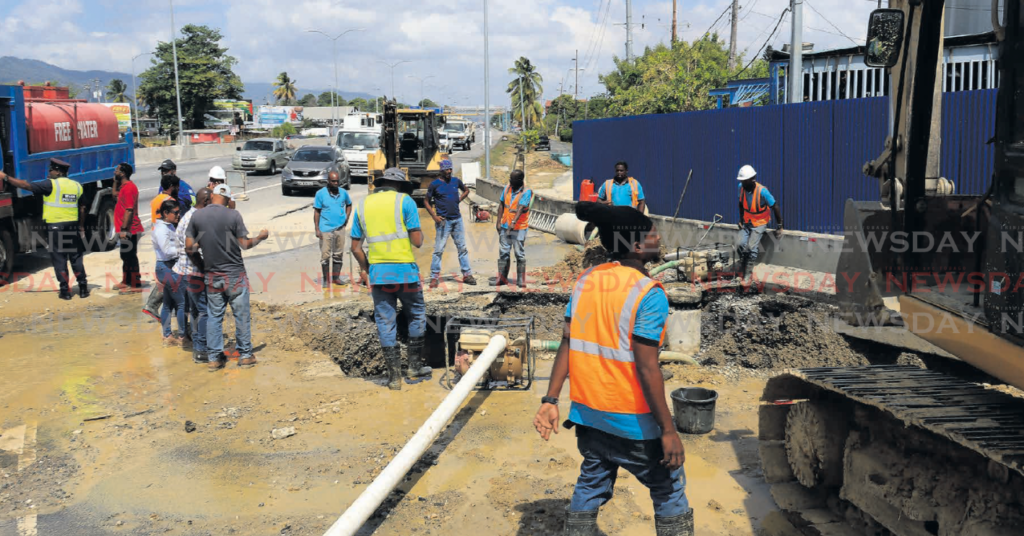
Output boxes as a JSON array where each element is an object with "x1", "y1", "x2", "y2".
[
  {"x1": 209, "y1": 166, "x2": 227, "y2": 181},
  {"x1": 158, "y1": 159, "x2": 177, "y2": 171},
  {"x1": 213, "y1": 184, "x2": 232, "y2": 197}
]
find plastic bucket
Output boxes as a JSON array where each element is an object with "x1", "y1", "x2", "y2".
[{"x1": 670, "y1": 387, "x2": 719, "y2": 434}]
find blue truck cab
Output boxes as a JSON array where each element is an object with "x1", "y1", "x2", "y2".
[{"x1": 0, "y1": 83, "x2": 135, "y2": 283}]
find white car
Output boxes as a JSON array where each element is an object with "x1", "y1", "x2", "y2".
[{"x1": 438, "y1": 131, "x2": 453, "y2": 153}]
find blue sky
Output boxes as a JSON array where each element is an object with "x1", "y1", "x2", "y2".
[{"x1": 0, "y1": 0, "x2": 873, "y2": 105}]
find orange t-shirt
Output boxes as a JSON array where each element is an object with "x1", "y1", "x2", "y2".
[{"x1": 151, "y1": 193, "x2": 171, "y2": 225}]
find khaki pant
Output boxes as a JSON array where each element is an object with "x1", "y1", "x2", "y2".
[{"x1": 320, "y1": 227, "x2": 346, "y2": 267}]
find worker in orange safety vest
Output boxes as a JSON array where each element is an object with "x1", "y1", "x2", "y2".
[
  {"x1": 598, "y1": 161, "x2": 646, "y2": 213},
  {"x1": 736, "y1": 164, "x2": 783, "y2": 280},
  {"x1": 492, "y1": 170, "x2": 532, "y2": 289},
  {"x1": 533, "y1": 202, "x2": 692, "y2": 536}
]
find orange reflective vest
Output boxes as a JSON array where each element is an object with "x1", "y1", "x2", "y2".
[
  {"x1": 603, "y1": 177, "x2": 640, "y2": 209},
  {"x1": 501, "y1": 185, "x2": 531, "y2": 230},
  {"x1": 568, "y1": 262, "x2": 666, "y2": 416},
  {"x1": 741, "y1": 183, "x2": 771, "y2": 227}
]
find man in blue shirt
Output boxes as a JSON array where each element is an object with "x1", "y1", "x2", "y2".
[
  {"x1": 533, "y1": 202, "x2": 691, "y2": 536},
  {"x1": 424, "y1": 159, "x2": 476, "y2": 288},
  {"x1": 314, "y1": 171, "x2": 353, "y2": 289},
  {"x1": 597, "y1": 161, "x2": 646, "y2": 213},
  {"x1": 158, "y1": 160, "x2": 195, "y2": 212},
  {"x1": 351, "y1": 168, "x2": 430, "y2": 389},
  {"x1": 735, "y1": 164, "x2": 783, "y2": 281}
]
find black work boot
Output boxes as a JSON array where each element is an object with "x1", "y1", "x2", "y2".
[
  {"x1": 564, "y1": 510, "x2": 598, "y2": 536},
  {"x1": 58, "y1": 288, "x2": 73, "y2": 301},
  {"x1": 79, "y1": 284, "x2": 90, "y2": 299},
  {"x1": 490, "y1": 260, "x2": 510, "y2": 287},
  {"x1": 192, "y1": 350, "x2": 207, "y2": 364},
  {"x1": 405, "y1": 336, "x2": 432, "y2": 383},
  {"x1": 322, "y1": 264, "x2": 331, "y2": 289},
  {"x1": 383, "y1": 347, "x2": 403, "y2": 391},
  {"x1": 655, "y1": 510, "x2": 694, "y2": 536},
  {"x1": 516, "y1": 264, "x2": 526, "y2": 289}
]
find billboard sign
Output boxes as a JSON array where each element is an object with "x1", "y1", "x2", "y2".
[
  {"x1": 101, "y1": 103, "x2": 132, "y2": 132},
  {"x1": 256, "y1": 106, "x2": 304, "y2": 128}
]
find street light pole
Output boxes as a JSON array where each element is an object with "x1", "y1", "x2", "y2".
[
  {"x1": 483, "y1": 0, "x2": 491, "y2": 181},
  {"x1": 131, "y1": 52, "x2": 154, "y2": 140},
  {"x1": 372, "y1": 86, "x2": 382, "y2": 114},
  {"x1": 169, "y1": 0, "x2": 184, "y2": 144},
  {"x1": 407, "y1": 75, "x2": 435, "y2": 107},
  {"x1": 377, "y1": 60, "x2": 411, "y2": 100},
  {"x1": 306, "y1": 28, "x2": 366, "y2": 138}
]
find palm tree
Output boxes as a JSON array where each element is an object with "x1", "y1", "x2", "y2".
[
  {"x1": 105, "y1": 79, "x2": 129, "y2": 103},
  {"x1": 273, "y1": 72, "x2": 298, "y2": 105},
  {"x1": 506, "y1": 57, "x2": 543, "y2": 129}
]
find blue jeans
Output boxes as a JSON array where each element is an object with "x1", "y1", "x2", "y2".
[
  {"x1": 570, "y1": 425, "x2": 689, "y2": 518},
  {"x1": 737, "y1": 224, "x2": 768, "y2": 259},
  {"x1": 431, "y1": 218, "x2": 472, "y2": 278},
  {"x1": 155, "y1": 260, "x2": 184, "y2": 338},
  {"x1": 371, "y1": 283, "x2": 426, "y2": 348},
  {"x1": 498, "y1": 229, "x2": 527, "y2": 264},
  {"x1": 186, "y1": 274, "x2": 208, "y2": 353},
  {"x1": 206, "y1": 273, "x2": 252, "y2": 359}
]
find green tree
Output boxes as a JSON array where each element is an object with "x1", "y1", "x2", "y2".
[
  {"x1": 105, "y1": 79, "x2": 129, "y2": 103},
  {"x1": 418, "y1": 98, "x2": 439, "y2": 108},
  {"x1": 317, "y1": 91, "x2": 346, "y2": 107},
  {"x1": 347, "y1": 97, "x2": 372, "y2": 111},
  {"x1": 298, "y1": 93, "x2": 317, "y2": 107},
  {"x1": 273, "y1": 72, "x2": 298, "y2": 104},
  {"x1": 271, "y1": 122, "x2": 298, "y2": 138},
  {"x1": 138, "y1": 24, "x2": 243, "y2": 136},
  {"x1": 507, "y1": 56, "x2": 543, "y2": 129}
]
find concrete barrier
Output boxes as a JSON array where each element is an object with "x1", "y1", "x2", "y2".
[
  {"x1": 135, "y1": 137, "x2": 331, "y2": 166},
  {"x1": 476, "y1": 176, "x2": 844, "y2": 274}
]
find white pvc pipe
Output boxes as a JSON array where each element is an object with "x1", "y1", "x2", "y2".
[
  {"x1": 324, "y1": 335, "x2": 508, "y2": 536},
  {"x1": 554, "y1": 213, "x2": 594, "y2": 245}
]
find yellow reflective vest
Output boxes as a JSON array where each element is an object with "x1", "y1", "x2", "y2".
[
  {"x1": 42, "y1": 177, "x2": 83, "y2": 224},
  {"x1": 358, "y1": 190, "x2": 414, "y2": 264}
]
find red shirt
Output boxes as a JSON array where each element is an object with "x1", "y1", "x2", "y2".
[{"x1": 115, "y1": 181, "x2": 144, "y2": 235}]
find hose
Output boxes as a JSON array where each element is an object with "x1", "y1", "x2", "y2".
[
  {"x1": 649, "y1": 260, "x2": 682, "y2": 277},
  {"x1": 660, "y1": 351, "x2": 699, "y2": 366}
]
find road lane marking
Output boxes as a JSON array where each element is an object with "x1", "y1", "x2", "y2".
[{"x1": 16, "y1": 514, "x2": 37, "y2": 536}]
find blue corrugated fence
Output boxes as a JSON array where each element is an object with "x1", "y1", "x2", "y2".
[{"x1": 573, "y1": 89, "x2": 997, "y2": 234}]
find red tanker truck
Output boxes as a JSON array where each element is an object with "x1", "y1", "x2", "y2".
[{"x1": 0, "y1": 83, "x2": 134, "y2": 284}]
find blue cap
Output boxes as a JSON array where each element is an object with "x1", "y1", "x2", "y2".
[{"x1": 439, "y1": 159, "x2": 453, "y2": 171}]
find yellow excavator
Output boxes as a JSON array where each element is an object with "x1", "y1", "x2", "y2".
[
  {"x1": 760, "y1": 1, "x2": 1024, "y2": 534},
  {"x1": 367, "y1": 99, "x2": 449, "y2": 202}
]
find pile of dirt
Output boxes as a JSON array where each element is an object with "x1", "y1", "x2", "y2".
[
  {"x1": 536, "y1": 242, "x2": 607, "y2": 284},
  {"x1": 696, "y1": 294, "x2": 881, "y2": 369}
]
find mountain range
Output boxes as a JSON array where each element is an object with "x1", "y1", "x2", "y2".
[{"x1": 0, "y1": 56, "x2": 375, "y2": 103}]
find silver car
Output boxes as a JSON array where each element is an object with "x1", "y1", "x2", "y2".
[
  {"x1": 281, "y1": 145, "x2": 350, "y2": 196},
  {"x1": 234, "y1": 138, "x2": 292, "y2": 174}
]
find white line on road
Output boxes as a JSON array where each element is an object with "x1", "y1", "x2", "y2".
[{"x1": 16, "y1": 514, "x2": 37, "y2": 536}]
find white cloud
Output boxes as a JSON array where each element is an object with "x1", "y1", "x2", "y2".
[{"x1": 0, "y1": 0, "x2": 874, "y2": 103}]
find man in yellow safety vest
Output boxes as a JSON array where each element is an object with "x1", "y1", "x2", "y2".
[
  {"x1": 0, "y1": 158, "x2": 89, "y2": 300},
  {"x1": 351, "y1": 168, "x2": 430, "y2": 390}
]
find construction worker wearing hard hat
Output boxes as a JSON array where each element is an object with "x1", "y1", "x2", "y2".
[
  {"x1": 207, "y1": 166, "x2": 236, "y2": 209},
  {"x1": 598, "y1": 161, "x2": 646, "y2": 213},
  {"x1": 736, "y1": 164, "x2": 783, "y2": 280},
  {"x1": 0, "y1": 158, "x2": 90, "y2": 300},
  {"x1": 351, "y1": 168, "x2": 431, "y2": 390}
]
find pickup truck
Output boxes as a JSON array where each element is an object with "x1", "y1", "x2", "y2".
[
  {"x1": 232, "y1": 138, "x2": 292, "y2": 174},
  {"x1": 0, "y1": 83, "x2": 134, "y2": 283}
]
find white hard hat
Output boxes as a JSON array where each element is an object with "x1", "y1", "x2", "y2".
[
  {"x1": 213, "y1": 184, "x2": 232, "y2": 197},
  {"x1": 736, "y1": 165, "x2": 757, "y2": 181},
  {"x1": 209, "y1": 165, "x2": 227, "y2": 181}
]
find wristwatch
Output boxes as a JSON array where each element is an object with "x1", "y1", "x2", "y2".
[{"x1": 541, "y1": 396, "x2": 559, "y2": 406}]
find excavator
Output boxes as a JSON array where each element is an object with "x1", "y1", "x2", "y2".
[
  {"x1": 366, "y1": 99, "x2": 449, "y2": 202},
  {"x1": 759, "y1": 0, "x2": 1024, "y2": 534}
]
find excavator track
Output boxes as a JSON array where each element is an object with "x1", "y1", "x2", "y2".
[{"x1": 759, "y1": 365, "x2": 1024, "y2": 536}]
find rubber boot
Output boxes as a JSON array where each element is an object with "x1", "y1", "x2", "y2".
[
  {"x1": 405, "y1": 336, "x2": 432, "y2": 383},
  {"x1": 79, "y1": 283, "x2": 90, "y2": 299},
  {"x1": 322, "y1": 265, "x2": 331, "y2": 290},
  {"x1": 516, "y1": 264, "x2": 526, "y2": 289},
  {"x1": 383, "y1": 346, "x2": 403, "y2": 390},
  {"x1": 142, "y1": 286, "x2": 163, "y2": 321},
  {"x1": 331, "y1": 262, "x2": 346, "y2": 286},
  {"x1": 490, "y1": 260, "x2": 511, "y2": 287},
  {"x1": 564, "y1": 510, "x2": 598, "y2": 536},
  {"x1": 655, "y1": 510, "x2": 694, "y2": 536}
]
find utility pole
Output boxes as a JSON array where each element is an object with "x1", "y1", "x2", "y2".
[
  {"x1": 788, "y1": 0, "x2": 803, "y2": 103},
  {"x1": 169, "y1": 0, "x2": 184, "y2": 143},
  {"x1": 132, "y1": 52, "x2": 153, "y2": 139},
  {"x1": 672, "y1": 0, "x2": 678, "y2": 44},
  {"x1": 574, "y1": 50, "x2": 579, "y2": 101},
  {"x1": 728, "y1": 0, "x2": 739, "y2": 69},
  {"x1": 483, "y1": 0, "x2": 491, "y2": 181},
  {"x1": 625, "y1": 0, "x2": 635, "y2": 62},
  {"x1": 518, "y1": 78, "x2": 526, "y2": 130}
]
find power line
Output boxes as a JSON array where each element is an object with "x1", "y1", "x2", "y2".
[
  {"x1": 699, "y1": 3, "x2": 734, "y2": 41},
  {"x1": 736, "y1": 7, "x2": 789, "y2": 77},
  {"x1": 804, "y1": 0, "x2": 860, "y2": 46}
]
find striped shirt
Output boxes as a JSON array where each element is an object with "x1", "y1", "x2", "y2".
[{"x1": 173, "y1": 207, "x2": 200, "y2": 276}]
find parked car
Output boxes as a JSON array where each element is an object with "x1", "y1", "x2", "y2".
[
  {"x1": 234, "y1": 138, "x2": 292, "y2": 174},
  {"x1": 535, "y1": 135, "x2": 551, "y2": 151},
  {"x1": 281, "y1": 145, "x2": 350, "y2": 196},
  {"x1": 438, "y1": 131, "x2": 453, "y2": 153}
]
